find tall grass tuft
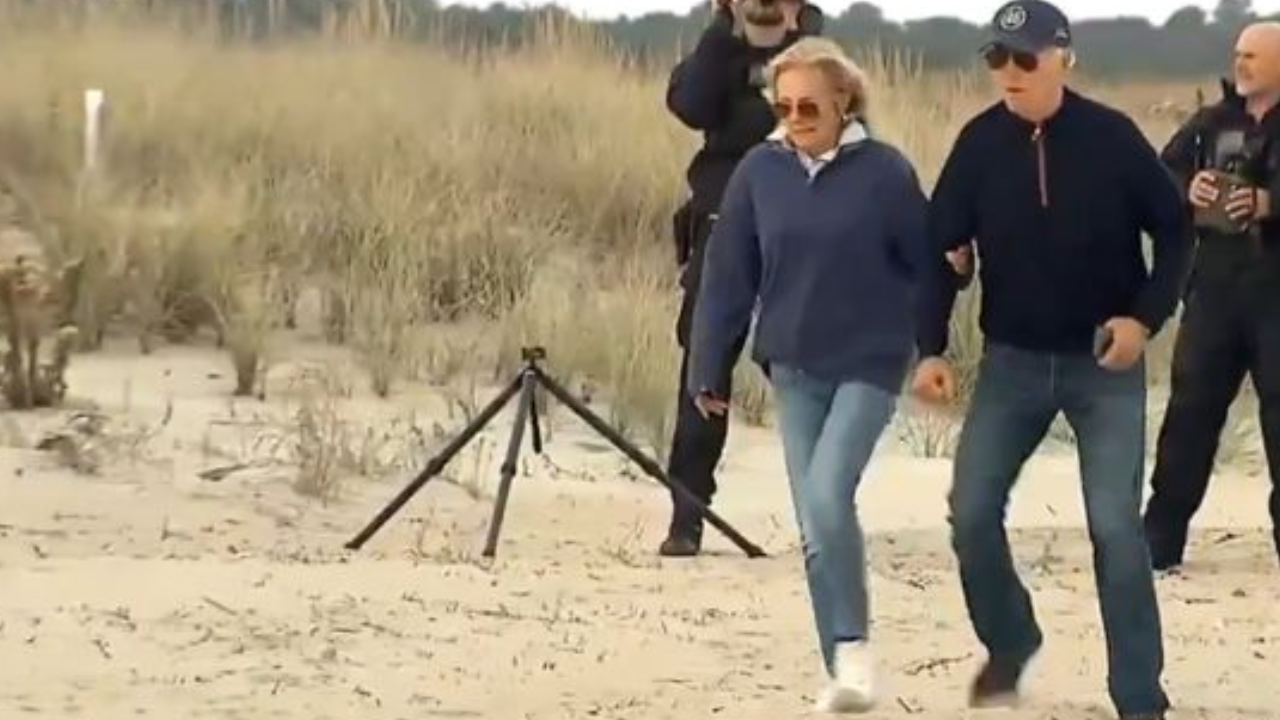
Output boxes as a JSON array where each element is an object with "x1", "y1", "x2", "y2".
[{"x1": 0, "y1": 0, "x2": 1213, "y2": 455}]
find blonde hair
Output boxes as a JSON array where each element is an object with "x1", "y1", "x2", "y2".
[{"x1": 765, "y1": 37, "x2": 868, "y2": 118}]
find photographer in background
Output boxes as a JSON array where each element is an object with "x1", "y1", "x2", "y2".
[
  {"x1": 658, "y1": 0, "x2": 824, "y2": 558},
  {"x1": 1143, "y1": 22, "x2": 1280, "y2": 572}
]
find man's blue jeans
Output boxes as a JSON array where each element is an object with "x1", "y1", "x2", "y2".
[
  {"x1": 949, "y1": 343, "x2": 1170, "y2": 717},
  {"x1": 771, "y1": 363, "x2": 897, "y2": 676}
]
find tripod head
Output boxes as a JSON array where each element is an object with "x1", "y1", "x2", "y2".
[{"x1": 521, "y1": 346, "x2": 547, "y2": 363}]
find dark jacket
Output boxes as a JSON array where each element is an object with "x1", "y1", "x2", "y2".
[
  {"x1": 917, "y1": 88, "x2": 1195, "y2": 357},
  {"x1": 1159, "y1": 78, "x2": 1280, "y2": 291},
  {"x1": 688, "y1": 122, "x2": 930, "y2": 399},
  {"x1": 667, "y1": 4, "x2": 824, "y2": 290}
]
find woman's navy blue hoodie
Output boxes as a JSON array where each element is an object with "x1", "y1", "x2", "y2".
[{"x1": 687, "y1": 121, "x2": 931, "y2": 398}]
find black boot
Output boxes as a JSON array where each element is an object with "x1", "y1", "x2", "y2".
[
  {"x1": 658, "y1": 502, "x2": 704, "y2": 557},
  {"x1": 658, "y1": 531, "x2": 701, "y2": 557}
]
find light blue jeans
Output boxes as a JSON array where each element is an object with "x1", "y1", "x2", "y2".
[{"x1": 770, "y1": 363, "x2": 898, "y2": 676}]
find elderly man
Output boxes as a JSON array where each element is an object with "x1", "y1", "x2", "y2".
[
  {"x1": 912, "y1": 2, "x2": 1194, "y2": 719},
  {"x1": 658, "y1": 0, "x2": 823, "y2": 557},
  {"x1": 1142, "y1": 22, "x2": 1280, "y2": 572}
]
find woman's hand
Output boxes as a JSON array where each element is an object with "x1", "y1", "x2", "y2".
[{"x1": 694, "y1": 390, "x2": 730, "y2": 418}]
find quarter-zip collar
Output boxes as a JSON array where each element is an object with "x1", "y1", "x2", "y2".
[
  {"x1": 998, "y1": 87, "x2": 1083, "y2": 209},
  {"x1": 999, "y1": 85, "x2": 1082, "y2": 133}
]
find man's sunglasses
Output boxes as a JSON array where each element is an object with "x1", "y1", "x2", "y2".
[
  {"x1": 982, "y1": 44, "x2": 1040, "y2": 72},
  {"x1": 772, "y1": 98, "x2": 822, "y2": 120}
]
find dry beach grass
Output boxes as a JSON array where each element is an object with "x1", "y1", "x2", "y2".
[{"x1": 0, "y1": 2, "x2": 1276, "y2": 718}]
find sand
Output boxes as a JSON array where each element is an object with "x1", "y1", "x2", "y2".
[{"x1": 1, "y1": 335, "x2": 1277, "y2": 720}]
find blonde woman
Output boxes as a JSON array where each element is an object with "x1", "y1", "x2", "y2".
[{"x1": 686, "y1": 37, "x2": 933, "y2": 713}]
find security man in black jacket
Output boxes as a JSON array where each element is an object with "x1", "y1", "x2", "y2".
[
  {"x1": 659, "y1": 0, "x2": 824, "y2": 557},
  {"x1": 1142, "y1": 22, "x2": 1280, "y2": 571}
]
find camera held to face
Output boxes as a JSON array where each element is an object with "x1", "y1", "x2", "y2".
[{"x1": 717, "y1": 0, "x2": 788, "y2": 27}]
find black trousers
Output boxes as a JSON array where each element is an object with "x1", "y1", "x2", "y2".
[
  {"x1": 664, "y1": 208, "x2": 744, "y2": 537},
  {"x1": 1143, "y1": 277, "x2": 1280, "y2": 559}
]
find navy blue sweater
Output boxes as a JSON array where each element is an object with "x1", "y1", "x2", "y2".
[
  {"x1": 917, "y1": 89, "x2": 1195, "y2": 357},
  {"x1": 687, "y1": 125, "x2": 930, "y2": 398}
]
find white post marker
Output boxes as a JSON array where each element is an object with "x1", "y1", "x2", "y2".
[{"x1": 83, "y1": 88, "x2": 106, "y2": 173}]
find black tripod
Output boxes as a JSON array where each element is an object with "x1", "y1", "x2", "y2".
[{"x1": 345, "y1": 346, "x2": 767, "y2": 559}]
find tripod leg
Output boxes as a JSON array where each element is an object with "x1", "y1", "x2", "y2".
[
  {"x1": 345, "y1": 370, "x2": 525, "y2": 551},
  {"x1": 529, "y1": 384, "x2": 544, "y2": 454},
  {"x1": 482, "y1": 370, "x2": 536, "y2": 558},
  {"x1": 531, "y1": 367, "x2": 767, "y2": 558}
]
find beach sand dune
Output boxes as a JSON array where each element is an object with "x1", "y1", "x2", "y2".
[{"x1": 2, "y1": 339, "x2": 1276, "y2": 720}]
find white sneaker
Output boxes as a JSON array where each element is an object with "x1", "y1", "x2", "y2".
[{"x1": 812, "y1": 641, "x2": 876, "y2": 713}]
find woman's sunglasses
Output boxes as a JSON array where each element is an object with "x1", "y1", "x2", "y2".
[
  {"x1": 982, "y1": 44, "x2": 1040, "y2": 72},
  {"x1": 772, "y1": 99, "x2": 822, "y2": 121}
]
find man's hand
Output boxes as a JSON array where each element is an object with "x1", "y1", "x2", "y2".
[
  {"x1": 946, "y1": 243, "x2": 975, "y2": 278},
  {"x1": 1189, "y1": 170, "x2": 1219, "y2": 209},
  {"x1": 1097, "y1": 317, "x2": 1149, "y2": 371},
  {"x1": 911, "y1": 357, "x2": 957, "y2": 405},
  {"x1": 694, "y1": 390, "x2": 730, "y2": 419},
  {"x1": 1226, "y1": 185, "x2": 1271, "y2": 222}
]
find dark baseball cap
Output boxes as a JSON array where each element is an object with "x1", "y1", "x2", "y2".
[{"x1": 981, "y1": 0, "x2": 1072, "y2": 54}]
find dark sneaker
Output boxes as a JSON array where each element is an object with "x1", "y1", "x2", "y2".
[{"x1": 969, "y1": 651, "x2": 1037, "y2": 708}]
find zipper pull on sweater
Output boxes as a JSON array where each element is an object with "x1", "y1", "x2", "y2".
[{"x1": 1032, "y1": 123, "x2": 1048, "y2": 207}]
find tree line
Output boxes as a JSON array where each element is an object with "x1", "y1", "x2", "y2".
[{"x1": 149, "y1": 0, "x2": 1272, "y2": 79}]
